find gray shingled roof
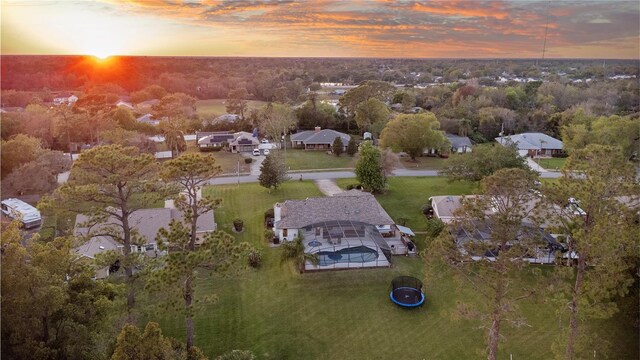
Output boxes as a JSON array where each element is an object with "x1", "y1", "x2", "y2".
[
  {"x1": 495, "y1": 133, "x2": 563, "y2": 150},
  {"x1": 75, "y1": 208, "x2": 216, "y2": 249},
  {"x1": 290, "y1": 129, "x2": 350, "y2": 145},
  {"x1": 445, "y1": 134, "x2": 472, "y2": 148},
  {"x1": 275, "y1": 193, "x2": 394, "y2": 229}
]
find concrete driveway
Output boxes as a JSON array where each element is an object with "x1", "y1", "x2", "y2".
[{"x1": 315, "y1": 179, "x2": 344, "y2": 196}]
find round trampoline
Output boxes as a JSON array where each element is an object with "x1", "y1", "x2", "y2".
[{"x1": 390, "y1": 276, "x2": 425, "y2": 307}]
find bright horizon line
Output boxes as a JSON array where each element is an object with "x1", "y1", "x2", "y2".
[{"x1": 2, "y1": 53, "x2": 638, "y2": 61}]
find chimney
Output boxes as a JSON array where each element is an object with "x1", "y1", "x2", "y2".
[
  {"x1": 274, "y1": 203, "x2": 282, "y2": 222},
  {"x1": 314, "y1": 126, "x2": 321, "y2": 132}
]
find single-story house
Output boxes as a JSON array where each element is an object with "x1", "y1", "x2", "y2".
[
  {"x1": 195, "y1": 131, "x2": 259, "y2": 153},
  {"x1": 424, "y1": 134, "x2": 472, "y2": 156},
  {"x1": 136, "y1": 114, "x2": 160, "y2": 126},
  {"x1": 136, "y1": 99, "x2": 160, "y2": 112},
  {"x1": 290, "y1": 127, "x2": 350, "y2": 151},
  {"x1": 196, "y1": 131, "x2": 235, "y2": 150},
  {"x1": 53, "y1": 93, "x2": 78, "y2": 106},
  {"x1": 273, "y1": 190, "x2": 399, "y2": 270},
  {"x1": 115, "y1": 100, "x2": 134, "y2": 110},
  {"x1": 229, "y1": 131, "x2": 260, "y2": 153},
  {"x1": 452, "y1": 220, "x2": 564, "y2": 264},
  {"x1": 428, "y1": 195, "x2": 477, "y2": 224},
  {"x1": 495, "y1": 133, "x2": 563, "y2": 157},
  {"x1": 212, "y1": 114, "x2": 241, "y2": 124},
  {"x1": 75, "y1": 207, "x2": 216, "y2": 279},
  {"x1": 446, "y1": 134, "x2": 472, "y2": 153}
]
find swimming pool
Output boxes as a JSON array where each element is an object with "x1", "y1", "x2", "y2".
[{"x1": 316, "y1": 246, "x2": 379, "y2": 266}]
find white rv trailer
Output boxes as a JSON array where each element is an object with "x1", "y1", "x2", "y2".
[{"x1": 1, "y1": 198, "x2": 42, "y2": 229}]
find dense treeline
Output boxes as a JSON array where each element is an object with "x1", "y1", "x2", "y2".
[{"x1": 2, "y1": 56, "x2": 638, "y2": 101}]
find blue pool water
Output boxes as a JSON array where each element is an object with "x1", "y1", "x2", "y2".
[{"x1": 317, "y1": 246, "x2": 379, "y2": 266}]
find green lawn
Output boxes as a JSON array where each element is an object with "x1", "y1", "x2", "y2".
[
  {"x1": 208, "y1": 151, "x2": 251, "y2": 175},
  {"x1": 196, "y1": 99, "x2": 268, "y2": 117},
  {"x1": 538, "y1": 158, "x2": 567, "y2": 171},
  {"x1": 285, "y1": 149, "x2": 357, "y2": 171},
  {"x1": 145, "y1": 181, "x2": 638, "y2": 360},
  {"x1": 337, "y1": 177, "x2": 477, "y2": 236},
  {"x1": 399, "y1": 156, "x2": 449, "y2": 170}
]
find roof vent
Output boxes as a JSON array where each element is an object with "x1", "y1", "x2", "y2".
[{"x1": 99, "y1": 246, "x2": 105, "y2": 250}]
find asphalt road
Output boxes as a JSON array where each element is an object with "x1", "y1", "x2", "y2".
[{"x1": 206, "y1": 169, "x2": 561, "y2": 185}]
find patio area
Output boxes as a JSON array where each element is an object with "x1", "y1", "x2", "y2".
[{"x1": 299, "y1": 220, "x2": 392, "y2": 270}]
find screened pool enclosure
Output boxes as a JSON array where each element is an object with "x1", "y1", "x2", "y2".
[{"x1": 300, "y1": 220, "x2": 392, "y2": 271}]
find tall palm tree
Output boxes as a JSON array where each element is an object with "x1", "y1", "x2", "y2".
[
  {"x1": 280, "y1": 234, "x2": 319, "y2": 273},
  {"x1": 458, "y1": 118, "x2": 472, "y2": 137}
]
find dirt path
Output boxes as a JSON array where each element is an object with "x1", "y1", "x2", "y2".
[{"x1": 314, "y1": 179, "x2": 344, "y2": 196}]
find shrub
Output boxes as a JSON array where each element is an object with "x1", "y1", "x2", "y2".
[
  {"x1": 345, "y1": 184, "x2": 362, "y2": 190},
  {"x1": 244, "y1": 158, "x2": 253, "y2": 164},
  {"x1": 264, "y1": 208, "x2": 274, "y2": 219},
  {"x1": 425, "y1": 218, "x2": 445, "y2": 238},
  {"x1": 233, "y1": 218, "x2": 244, "y2": 231},
  {"x1": 247, "y1": 249, "x2": 262, "y2": 268},
  {"x1": 264, "y1": 229, "x2": 275, "y2": 242},
  {"x1": 421, "y1": 204, "x2": 433, "y2": 216},
  {"x1": 551, "y1": 151, "x2": 568, "y2": 158}
]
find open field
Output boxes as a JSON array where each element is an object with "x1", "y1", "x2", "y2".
[
  {"x1": 399, "y1": 155, "x2": 449, "y2": 170},
  {"x1": 196, "y1": 99, "x2": 268, "y2": 117},
  {"x1": 146, "y1": 181, "x2": 638, "y2": 360},
  {"x1": 285, "y1": 149, "x2": 357, "y2": 170},
  {"x1": 538, "y1": 157, "x2": 567, "y2": 171}
]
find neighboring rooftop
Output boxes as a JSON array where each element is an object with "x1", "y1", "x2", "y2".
[
  {"x1": 495, "y1": 133, "x2": 563, "y2": 150},
  {"x1": 445, "y1": 134, "x2": 472, "y2": 148},
  {"x1": 275, "y1": 192, "x2": 393, "y2": 229},
  {"x1": 75, "y1": 208, "x2": 216, "y2": 248},
  {"x1": 291, "y1": 128, "x2": 350, "y2": 145}
]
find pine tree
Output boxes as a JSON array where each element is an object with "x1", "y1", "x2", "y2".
[
  {"x1": 355, "y1": 141, "x2": 386, "y2": 193},
  {"x1": 42, "y1": 144, "x2": 175, "y2": 315},
  {"x1": 542, "y1": 145, "x2": 639, "y2": 359},
  {"x1": 346, "y1": 138, "x2": 358, "y2": 156},
  {"x1": 332, "y1": 136, "x2": 344, "y2": 156},
  {"x1": 427, "y1": 168, "x2": 544, "y2": 360},
  {"x1": 152, "y1": 153, "x2": 224, "y2": 350},
  {"x1": 258, "y1": 151, "x2": 289, "y2": 192}
]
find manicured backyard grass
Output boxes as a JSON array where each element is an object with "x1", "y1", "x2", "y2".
[
  {"x1": 538, "y1": 157, "x2": 567, "y2": 171},
  {"x1": 196, "y1": 99, "x2": 268, "y2": 117},
  {"x1": 399, "y1": 156, "x2": 449, "y2": 170},
  {"x1": 146, "y1": 181, "x2": 638, "y2": 360},
  {"x1": 337, "y1": 177, "x2": 477, "y2": 237},
  {"x1": 285, "y1": 149, "x2": 357, "y2": 170}
]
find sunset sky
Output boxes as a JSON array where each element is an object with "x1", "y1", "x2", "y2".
[{"x1": 2, "y1": 0, "x2": 639, "y2": 59}]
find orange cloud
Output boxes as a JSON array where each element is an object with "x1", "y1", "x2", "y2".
[{"x1": 410, "y1": 1, "x2": 509, "y2": 20}]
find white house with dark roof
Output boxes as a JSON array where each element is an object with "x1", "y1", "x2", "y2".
[
  {"x1": 136, "y1": 113, "x2": 160, "y2": 126},
  {"x1": 290, "y1": 127, "x2": 350, "y2": 151},
  {"x1": 495, "y1": 132, "x2": 563, "y2": 157},
  {"x1": 272, "y1": 190, "x2": 403, "y2": 270},
  {"x1": 53, "y1": 93, "x2": 78, "y2": 106}
]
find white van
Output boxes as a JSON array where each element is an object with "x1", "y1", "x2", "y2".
[
  {"x1": 252, "y1": 149, "x2": 261, "y2": 156},
  {"x1": 1, "y1": 198, "x2": 42, "y2": 229}
]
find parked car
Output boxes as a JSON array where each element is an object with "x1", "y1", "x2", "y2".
[
  {"x1": 263, "y1": 149, "x2": 270, "y2": 155},
  {"x1": 252, "y1": 149, "x2": 261, "y2": 156},
  {"x1": 261, "y1": 139, "x2": 269, "y2": 144}
]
